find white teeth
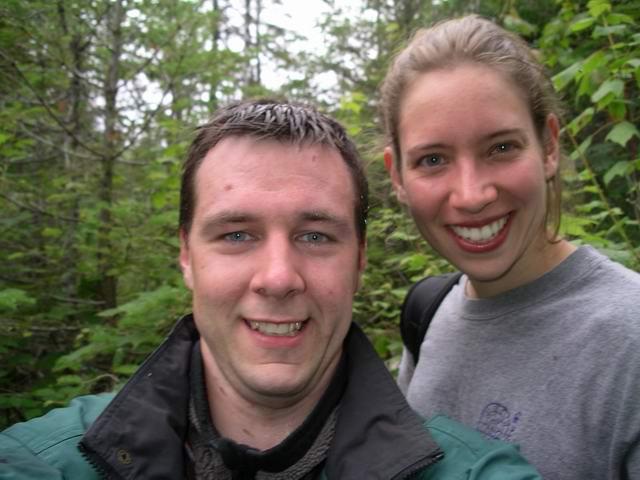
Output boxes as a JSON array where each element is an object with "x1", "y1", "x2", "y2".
[
  {"x1": 249, "y1": 320, "x2": 304, "y2": 336},
  {"x1": 451, "y1": 215, "x2": 508, "y2": 244}
]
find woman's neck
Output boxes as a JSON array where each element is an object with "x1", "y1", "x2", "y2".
[{"x1": 467, "y1": 238, "x2": 577, "y2": 299}]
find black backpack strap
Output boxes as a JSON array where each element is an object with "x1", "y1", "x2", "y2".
[{"x1": 400, "y1": 272, "x2": 463, "y2": 364}]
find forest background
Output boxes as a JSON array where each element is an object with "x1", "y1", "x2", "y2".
[{"x1": 1, "y1": 0, "x2": 639, "y2": 428}]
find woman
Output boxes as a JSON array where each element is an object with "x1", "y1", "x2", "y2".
[{"x1": 380, "y1": 14, "x2": 640, "y2": 479}]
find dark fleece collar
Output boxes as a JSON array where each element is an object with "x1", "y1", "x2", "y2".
[{"x1": 188, "y1": 339, "x2": 346, "y2": 475}]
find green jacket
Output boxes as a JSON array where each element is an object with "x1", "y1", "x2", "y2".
[{"x1": 0, "y1": 316, "x2": 541, "y2": 479}]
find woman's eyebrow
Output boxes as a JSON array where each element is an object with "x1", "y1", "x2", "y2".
[
  {"x1": 483, "y1": 128, "x2": 527, "y2": 141},
  {"x1": 406, "y1": 141, "x2": 449, "y2": 157}
]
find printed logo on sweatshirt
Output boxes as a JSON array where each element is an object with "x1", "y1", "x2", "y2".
[{"x1": 476, "y1": 402, "x2": 521, "y2": 441}]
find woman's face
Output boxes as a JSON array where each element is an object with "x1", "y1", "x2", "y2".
[{"x1": 386, "y1": 63, "x2": 561, "y2": 297}]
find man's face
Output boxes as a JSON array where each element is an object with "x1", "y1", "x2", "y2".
[{"x1": 180, "y1": 136, "x2": 365, "y2": 407}]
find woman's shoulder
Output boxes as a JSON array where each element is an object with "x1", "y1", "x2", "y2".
[
  {"x1": 579, "y1": 245, "x2": 639, "y2": 277},
  {"x1": 567, "y1": 245, "x2": 640, "y2": 292}
]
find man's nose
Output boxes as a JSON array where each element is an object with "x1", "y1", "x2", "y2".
[
  {"x1": 448, "y1": 159, "x2": 498, "y2": 213},
  {"x1": 249, "y1": 237, "x2": 305, "y2": 298}
]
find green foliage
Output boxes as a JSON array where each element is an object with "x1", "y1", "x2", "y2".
[
  {"x1": 0, "y1": 0, "x2": 266, "y2": 427},
  {"x1": 0, "y1": 289, "x2": 36, "y2": 312},
  {"x1": 1, "y1": 0, "x2": 639, "y2": 428},
  {"x1": 543, "y1": 0, "x2": 640, "y2": 268}
]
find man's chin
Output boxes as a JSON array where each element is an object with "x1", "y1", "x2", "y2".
[{"x1": 243, "y1": 365, "x2": 311, "y2": 400}]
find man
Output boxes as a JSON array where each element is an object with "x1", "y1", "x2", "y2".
[{"x1": 0, "y1": 100, "x2": 541, "y2": 479}]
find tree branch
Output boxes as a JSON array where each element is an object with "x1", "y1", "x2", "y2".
[
  {"x1": 0, "y1": 49, "x2": 104, "y2": 158},
  {"x1": 0, "y1": 192, "x2": 80, "y2": 223}
]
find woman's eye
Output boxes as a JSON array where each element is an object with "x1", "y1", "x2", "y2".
[
  {"x1": 419, "y1": 154, "x2": 444, "y2": 167},
  {"x1": 491, "y1": 142, "x2": 514, "y2": 155},
  {"x1": 224, "y1": 231, "x2": 251, "y2": 242}
]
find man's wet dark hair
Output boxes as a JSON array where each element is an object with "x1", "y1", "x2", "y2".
[{"x1": 180, "y1": 99, "x2": 369, "y2": 241}]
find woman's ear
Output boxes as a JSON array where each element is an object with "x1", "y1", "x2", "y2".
[
  {"x1": 384, "y1": 146, "x2": 408, "y2": 204},
  {"x1": 543, "y1": 114, "x2": 560, "y2": 180}
]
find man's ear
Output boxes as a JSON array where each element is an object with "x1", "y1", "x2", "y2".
[
  {"x1": 179, "y1": 229, "x2": 193, "y2": 290},
  {"x1": 384, "y1": 146, "x2": 408, "y2": 204},
  {"x1": 543, "y1": 113, "x2": 560, "y2": 180}
]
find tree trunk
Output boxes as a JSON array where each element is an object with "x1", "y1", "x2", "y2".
[
  {"x1": 209, "y1": 0, "x2": 220, "y2": 112},
  {"x1": 98, "y1": 0, "x2": 124, "y2": 312},
  {"x1": 58, "y1": 1, "x2": 88, "y2": 308}
]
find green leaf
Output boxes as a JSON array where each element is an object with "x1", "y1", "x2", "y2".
[
  {"x1": 608, "y1": 101, "x2": 626, "y2": 121},
  {"x1": 569, "y1": 17, "x2": 595, "y2": 33},
  {"x1": 576, "y1": 200, "x2": 604, "y2": 213},
  {"x1": 552, "y1": 61, "x2": 582, "y2": 91},
  {"x1": 606, "y1": 13, "x2": 634, "y2": 25},
  {"x1": 603, "y1": 161, "x2": 630, "y2": 185},
  {"x1": 566, "y1": 107, "x2": 594, "y2": 136},
  {"x1": 587, "y1": 0, "x2": 611, "y2": 18},
  {"x1": 151, "y1": 191, "x2": 167, "y2": 209},
  {"x1": 56, "y1": 375, "x2": 84, "y2": 386},
  {"x1": 591, "y1": 79, "x2": 624, "y2": 103},
  {"x1": 570, "y1": 136, "x2": 593, "y2": 162},
  {"x1": 605, "y1": 121, "x2": 639, "y2": 147},
  {"x1": 403, "y1": 253, "x2": 429, "y2": 271},
  {"x1": 581, "y1": 51, "x2": 608, "y2": 78},
  {"x1": 42, "y1": 227, "x2": 62, "y2": 238},
  {"x1": 373, "y1": 335, "x2": 390, "y2": 358},
  {"x1": 593, "y1": 25, "x2": 628, "y2": 38},
  {"x1": 561, "y1": 215, "x2": 594, "y2": 237},
  {"x1": 113, "y1": 364, "x2": 139, "y2": 376}
]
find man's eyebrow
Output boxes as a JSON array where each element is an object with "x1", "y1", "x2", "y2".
[
  {"x1": 196, "y1": 210, "x2": 353, "y2": 236},
  {"x1": 298, "y1": 210, "x2": 352, "y2": 230},
  {"x1": 198, "y1": 211, "x2": 257, "y2": 235}
]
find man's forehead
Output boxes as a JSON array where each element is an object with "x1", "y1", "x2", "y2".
[
  {"x1": 189, "y1": 135, "x2": 358, "y2": 230},
  {"x1": 194, "y1": 136, "x2": 352, "y2": 191},
  {"x1": 209, "y1": 134, "x2": 334, "y2": 156}
]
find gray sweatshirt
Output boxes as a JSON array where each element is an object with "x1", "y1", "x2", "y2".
[{"x1": 398, "y1": 246, "x2": 640, "y2": 480}]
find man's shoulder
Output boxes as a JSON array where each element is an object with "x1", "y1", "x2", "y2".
[
  {"x1": 0, "y1": 393, "x2": 115, "y2": 479},
  {"x1": 420, "y1": 415, "x2": 542, "y2": 479}
]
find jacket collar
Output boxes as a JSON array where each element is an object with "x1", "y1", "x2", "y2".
[
  {"x1": 326, "y1": 323, "x2": 441, "y2": 479},
  {"x1": 81, "y1": 315, "x2": 441, "y2": 479},
  {"x1": 80, "y1": 315, "x2": 197, "y2": 478}
]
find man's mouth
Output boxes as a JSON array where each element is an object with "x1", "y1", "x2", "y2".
[
  {"x1": 450, "y1": 214, "x2": 509, "y2": 244},
  {"x1": 247, "y1": 320, "x2": 306, "y2": 337}
]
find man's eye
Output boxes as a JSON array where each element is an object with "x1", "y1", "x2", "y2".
[
  {"x1": 224, "y1": 231, "x2": 251, "y2": 242},
  {"x1": 419, "y1": 154, "x2": 444, "y2": 167},
  {"x1": 299, "y1": 232, "x2": 329, "y2": 243}
]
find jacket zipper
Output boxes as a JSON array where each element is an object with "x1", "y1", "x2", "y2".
[
  {"x1": 393, "y1": 450, "x2": 445, "y2": 480},
  {"x1": 78, "y1": 441, "x2": 122, "y2": 479}
]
